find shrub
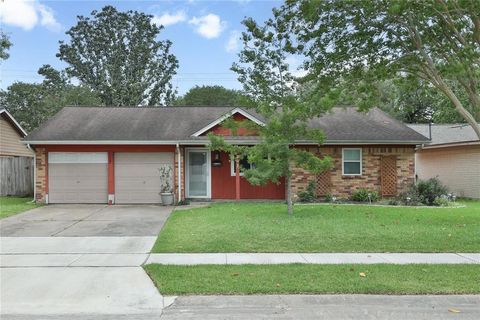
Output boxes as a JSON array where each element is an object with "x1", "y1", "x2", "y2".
[
  {"x1": 398, "y1": 177, "x2": 449, "y2": 206},
  {"x1": 324, "y1": 193, "x2": 335, "y2": 203},
  {"x1": 351, "y1": 188, "x2": 379, "y2": 202},
  {"x1": 433, "y1": 196, "x2": 450, "y2": 207},
  {"x1": 298, "y1": 180, "x2": 316, "y2": 203},
  {"x1": 416, "y1": 178, "x2": 449, "y2": 206}
]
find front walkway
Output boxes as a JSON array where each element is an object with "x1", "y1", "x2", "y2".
[{"x1": 146, "y1": 252, "x2": 480, "y2": 265}]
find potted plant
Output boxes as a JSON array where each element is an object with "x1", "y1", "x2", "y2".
[{"x1": 159, "y1": 165, "x2": 174, "y2": 205}]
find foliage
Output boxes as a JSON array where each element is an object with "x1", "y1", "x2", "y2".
[
  {"x1": 298, "y1": 180, "x2": 316, "y2": 203},
  {"x1": 434, "y1": 196, "x2": 451, "y2": 207},
  {"x1": 324, "y1": 193, "x2": 335, "y2": 203},
  {"x1": 173, "y1": 85, "x2": 248, "y2": 107},
  {"x1": 57, "y1": 5, "x2": 178, "y2": 106},
  {"x1": 210, "y1": 14, "x2": 334, "y2": 215},
  {"x1": 416, "y1": 178, "x2": 449, "y2": 206},
  {"x1": 399, "y1": 178, "x2": 449, "y2": 206},
  {"x1": 278, "y1": 0, "x2": 480, "y2": 137},
  {"x1": 159, "y1": 165, "x2": 173, "y2": 193},
  {"x1": 0, "y1": 66, "x2": 101, "y2": 132},
  {"x1": 0, "y1": 31, "x2": 12, "y2": 61},
  {"x1": 177, "y1": 199, "x2": 190, "y2": 206},
  {"x1": 351, "y1": 188, "x2": 379, "y2": 202}
]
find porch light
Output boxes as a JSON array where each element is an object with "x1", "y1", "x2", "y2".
[{"x1": 212, "y1": 152, "x2": 222, "y2": 167}]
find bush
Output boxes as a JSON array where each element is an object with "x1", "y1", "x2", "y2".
[
  {"x1": 298, "y1": 180, "x2": 316, "y2": 203},
  {"x1": 433, "y1": 196, "x2": 450, "y2": 207},
  {"x1": 324, "y1": 193, "x2": 335, "y2": 203},
  {"x1": 351, "y1": 188, "x2": 379, "y2": 202},
  {"x1": 398, "y1": 177, "x2": 449, "y2": 206},
  {"x1": 416, "y1": 178, "x2": 449, "y2": 206}
]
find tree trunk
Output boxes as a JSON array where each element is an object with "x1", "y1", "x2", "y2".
[
  {"x1": 438, "y1": 82, "x2": 480, "y2": 139},
  {"x1": 286, "y1": 174, "x2": 293, "y2": 215}
]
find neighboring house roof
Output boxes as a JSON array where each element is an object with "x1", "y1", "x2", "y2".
[
  {"x1": 407, "y1": 123, "x2": 480, "y2": 148},
  {"x1": 24, "y1": 106, "x2": 429, "y2": 145},
  {"x1": 0, "y1": 107, "x2": 28, "y2": 137}
]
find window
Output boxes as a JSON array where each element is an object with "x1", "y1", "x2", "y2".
[
  {"x1": 230, "y1": 155, "x2": 254, "y2": 176},
  {"x1": 342, "y1": 148, "x2": 362, "y2": 175}
]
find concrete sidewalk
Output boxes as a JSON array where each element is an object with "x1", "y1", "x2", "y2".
[{"x1": 146, "y1": 252, "x2": 480, "y2": 265}]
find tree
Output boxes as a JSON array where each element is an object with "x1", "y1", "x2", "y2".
[
  {"x1": 0, "y1": 31, "x2": 12, "y2": 61},
  {"x1": 0, "y1": 66, "x2": 101, "y2": 132},
  {"x1": 57, "y1": 5, "x2": 178, "y2": 106},
  {"x1": 209, "y1": 16, "x2": 333, "y2": 215},
  {"x1": 173, "y1": 85, "x2": 247, "y2": 106},
  {"x1": 378, "y1": 78, "x2": 468, "y2": 123},
  {"x1": 278, "y1": 0, "x2": 480, "y2": 138}
]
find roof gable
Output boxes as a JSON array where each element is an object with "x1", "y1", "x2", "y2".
[
  {"x1": 0, "y1": 108, "x2": 28, "y2": 137},
  {"x1": 191, "y1": 107, "x2": 265, "y2": 137}
]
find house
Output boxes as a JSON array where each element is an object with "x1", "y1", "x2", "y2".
[
  {"x1": 408, "y1": 123, "x2": 480, "y2": 199},
  {"x1": 0, "y1": 107, "x2": 34, "y2": 196},
  {"x1": 23, "y1": 106, "x2": 429, "y2": 204}
]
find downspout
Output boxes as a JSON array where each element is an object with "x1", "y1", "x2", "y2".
[
  {"x1": 176, "y1": 143, "x2": 181, "y2": 203},
  {"x1": 27, "y1": 144, "x2": 36, "y2": 202}
]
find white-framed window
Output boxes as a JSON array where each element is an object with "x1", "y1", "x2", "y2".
[
  {"x1": 342, "y1": 148, "x2": 362, "y2": 176},
  {"x1": 230, "y1": 155, "x2": 255, "y2": 176}
]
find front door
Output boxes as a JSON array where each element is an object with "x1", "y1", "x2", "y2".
[{"x1": 186, "y1": 149, "x2": 210, "y2": 198}]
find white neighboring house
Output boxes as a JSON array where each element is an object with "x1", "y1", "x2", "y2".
[{"x1": 408, "y1": 123, "x2": 480, "y2": 199}]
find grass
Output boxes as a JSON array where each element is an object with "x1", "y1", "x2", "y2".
[
  {"x1": 152, "y1": 200, "x2": 480, "y2": 253},
  {"x1": 144, "y1": 264, "x2": 480, "y2": 295},
  {"x1": 0, "y1": 196, "x2": 39, "y2": 219}
]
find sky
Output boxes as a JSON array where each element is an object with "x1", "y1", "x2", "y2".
[{"x1": 0, "y1": 0, "x2": 281, "y2": 95}]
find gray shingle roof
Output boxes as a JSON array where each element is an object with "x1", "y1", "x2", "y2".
[
  {"x1": 24, "y1": 106, "x2": 428, "y2": 144},
  {"x1": 407, "y1": 123, "x2": 479, "y2": 146}
]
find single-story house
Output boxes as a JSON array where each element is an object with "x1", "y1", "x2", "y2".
[
  {"x1": 408, "y1": 123, "x2": 480, "y2": 199},
  {"x1": 0, "y1": 107, "x2": 34, "y2": 196},
  {"x1": 23, "y1": 106, "x2": 428, "y2": 204}
]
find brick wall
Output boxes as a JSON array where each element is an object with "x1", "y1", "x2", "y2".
[
  {"x1": 291, "y1": 146, "x2": 415, "y2": 200},
  {"x1": 35, "y1": 147, "x2": 48, "y2": 203}
]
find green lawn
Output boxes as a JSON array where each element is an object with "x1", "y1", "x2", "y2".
[
  {"x1": 144, "y1": 264, "x2": 480, "y2": 295},
  {"x1": 152, "y1": 200, "x2": 480, "y2": 253},
  {"x1": 0, "y1": 196, "x2": 39, "y2": 219}
]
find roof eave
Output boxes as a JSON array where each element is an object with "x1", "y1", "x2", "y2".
[{"x1": 22, "y1": 139, "x2": 429, "y2": 146}]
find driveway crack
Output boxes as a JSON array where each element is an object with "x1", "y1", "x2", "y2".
[{"x1": 51, "y1": 205, "x2": 109, "y2": 237}]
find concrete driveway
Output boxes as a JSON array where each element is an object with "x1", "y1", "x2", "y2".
[
  {"x1": 0, "y1": 204, "x2": 171, "y2": 237},
  {"x1": 0, "y1": 204, "x2": 172, "y2": 318}
]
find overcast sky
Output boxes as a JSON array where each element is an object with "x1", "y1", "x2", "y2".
[{"x1": 0, "y1": 0, "x2": 281, "y2": 94}]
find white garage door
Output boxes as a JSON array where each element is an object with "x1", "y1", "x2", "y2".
[
  {"x1": 114, "y1": 152, "x2": 174, "y2": 204},
  {"x1": 48, "y1": 152, "x2": 108, "y2": 204}
]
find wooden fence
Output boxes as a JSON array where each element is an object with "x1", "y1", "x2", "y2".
[{"x1": 0, "y1": 156, "x2": 34, "y2": 196}]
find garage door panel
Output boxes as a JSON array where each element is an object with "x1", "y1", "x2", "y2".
[
  {"x1": 48, "y1": 154, "x2": 108, "y2": 204},
  {"x1": 115, "y1": 152, "x2": 173, "y2": 204}
]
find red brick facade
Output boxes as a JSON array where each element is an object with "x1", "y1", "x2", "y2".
[{"x1": 291, "y1": 145, "x2": 415, "y2": 200}]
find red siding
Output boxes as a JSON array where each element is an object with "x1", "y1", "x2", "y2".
[
  {"x1": 205, "y1": 113, "x2": 258, "y2": 136},
  {"x1": 211, "y1": 151, "x2": 285, "y2": 199}
]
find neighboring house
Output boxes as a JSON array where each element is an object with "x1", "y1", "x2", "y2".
[
  {"x1": 23, "y1": 106, "x2": 428, "y2": 204},
  {"x1": 408, "y1": 123, "x2": 480, "y2": 199},
  {"x1": 0, "y1": 107, "x2": 34, "y2": 196}
]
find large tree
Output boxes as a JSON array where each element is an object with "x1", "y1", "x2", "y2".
[
  {"x1": 0, "y1": 65, "x2": 101, "y2": 132},
  {"x1": 210, "y1": 16, "x2": 333, "y2": 215},
  {"x1": 58, "y1": 5, "x2": 178, "y2": 106},
  {"x1": 278, "y1": 0, "x2": 480, "y2": 138},
  {"x1": 173, "y1": 85, "x2": 246, "y2": 106}
]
